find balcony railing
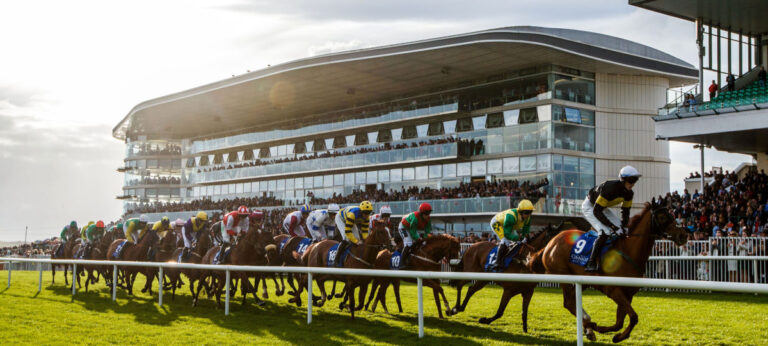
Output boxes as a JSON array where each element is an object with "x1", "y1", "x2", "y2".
[{"x1": 189, "y1": 142, "x2": 458, "y2": 184}]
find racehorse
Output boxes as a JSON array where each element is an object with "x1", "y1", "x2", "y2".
[
  {"x1": 276, "y1": 234, "x2": 314, "y2": 305},
  {"x1": 139, "y1": 230, "x2": 177, "y2": 296},
  {"x1": 82, "y1": 229, "x2": 121, "y2": 292},
  {"x1": 51, "y1": 228, "x2": 80, "y2": 286},
  {"x1": 527, "y1": 201, "x2": 687, "y2": 342},
  {"x1": 199, "y1": 227, "x2": 273, "y2": 309},
  {"x1": 299, "y1": 220, "x2": 390, "y2": 319},
  {"x1": 106, "y1": 229, "x2": 160, "y2": 296},
  {"x1": 447, "y1": 224, "x2": 560, "y2": 331},
  {"x1": 168, "y1": 226, "x2": 214, "y2": 302},
  {"x1": 365, "y1": 234, "x2": 461, "y2": 319}
]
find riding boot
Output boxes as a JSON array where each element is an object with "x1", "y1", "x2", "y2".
[
  {"x1": 585, "y1": 234, "x2": 608, "y2": 273},
  {"x1": 331, "y1": 239, "x2": 348, "y2": 267},
  {"x1": 400, "y1": 246, "x2": 412, "y2": 269},
  {"x1": 216, "y1": 243, "x2": 229, "y2": 264},
  {"x1": 489, "y1": 243, "x2": 508, "y2": 271}
]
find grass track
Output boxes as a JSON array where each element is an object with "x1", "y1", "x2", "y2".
[{"x1": 1, "y1": 270, "x2": 767, "y2": 345}]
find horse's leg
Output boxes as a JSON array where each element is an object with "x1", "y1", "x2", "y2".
[
  {"x1": 373, "y1": 280, "x2": 389, "y2": 313},
  {"x1": 51, "y1": 264, "x2": 56, "y2": 284},
  {"x1": 64, "y1": 264, "x2": 69, "y2": 286},
  {"x1": 521, "y1": 287, "x2": 533, "y2": 333},
  {"x1": 561, "y1": 284, "x2": 596, "y2": 341},
  {"x1": 478, "y1": 287, "x2": 517, "y2": 325},
  {"x1": 603, "y1": 287, "x2": 639, "y2": 343},
  {"x1": 249, "y1": 274, "x2": 266, "y2": 307},
  {"x1": 334, "y1": 281, "x2": 345, "y2": 298},
  {"x1": 365, "y1": 279, "x2": 379, "y2": 311},
  {"x1": 393, "y1": 280, "x2": 403, "y2": 313},
  {"x1": 273, "y1": 274, "x2": 283, "y2": 296},
  {"x1": 424, "y1": 279, "x2": 447, "y2": 319},
  {"x1": 260, "y1": 274, "x2": 269, "y2": 300},
  {"x1": 355, "y1": 281, "x2": 368, "y2": 311},
  {"x1": 457, "y1": 280, "x2": 489, "y2": 313},
  {"x1": 347, "y1": 281, "x2": 356, "y2": 319},
  {"x1": 315, "y1": 278, "x2": 328, "y2": 307},
  {"x1": 328, "y1": 280, "x2": 337, "y2": 301}
]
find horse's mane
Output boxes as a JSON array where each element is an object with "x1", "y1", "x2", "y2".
[{"x1": 626, "y1": 203, "x2": 652, "y2": 231}]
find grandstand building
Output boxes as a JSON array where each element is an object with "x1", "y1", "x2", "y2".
[
  {"x1": 113, "y1": 26, "x2": 696, "y2": 230},
  {"x1": 631, "y1": 0, "x2": 768, "y2": 190}
]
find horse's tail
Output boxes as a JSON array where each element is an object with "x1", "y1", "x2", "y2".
[
  {"x1": 448, "y1": 258, "x2": 464, "y2": 287},
  {"x1": 526, "y1": 248, "x2": 546, "y2": 273}
]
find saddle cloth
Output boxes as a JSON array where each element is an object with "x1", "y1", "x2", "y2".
[
  {"x1": 484, "y1": 244, "x2": 521, "y2": 272},
  {"x1": 326, "y1": 243, "x2": 350, "y2": 268},
  {"x1": 568, "y1": 230, "x2": 617, "y2": 266},
  {"x1": 112, "y1": 240, "x2": 128, "y2": 259},
  {"x1": 390, "y1": 251, "x2": 402, "y2": 270}
]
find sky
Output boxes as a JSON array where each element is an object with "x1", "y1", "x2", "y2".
[{"x1": 0, "y1": 0, "x2": 753, "y2": 241}]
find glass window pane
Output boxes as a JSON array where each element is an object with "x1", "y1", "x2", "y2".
[
  {"x1": 304, "y1": 176, "x2": 313, "y2": 188},
  {"x1": 537, "y1": 154, "x2": 551, "y2": 171},
  {"x1": 268, "y1": 180, "x2": 276, "y2": 191},
  {"x1": 471, "y1": 161, "x2": 486, "y2": 176},
  {"x1": 295, "y1": 178, "x2": 304, "y2": 189},
  {"x1": 504, "y1": 109, "x2": 519, "y2": 126},
  {"x1": 260, "y1": 181, "x2": 268, "y2": 191},
  {"x1": 313, "y1": 176, "x2": 323, "y2": 187},
  {"x1": 443, "y1": 120, "x2": 457, "y2": 134},
  {"x1": 416, "y1": 124, "x2": 428, "y2": 138},
  {"x1": 334, "y1": 174, "x2": 344, "y2": 186},
  {"x1": 520, "y1": 156, "x2": 537, "y2": 171},
  {"x1": 390, "y1": 168, "x2": 402, "y2": 182},
  {"x1": 392, "y1": 128, "x2": 403, "y2": 141},
  {"x1": 457, "y1": 162, "x2": 471, "y2": 176},
  {"x1": 243, "y1": 182, "x2": 251, "y2": 193},
  {"x1": 345, "y1": 173, "x2": 355, "y2": 186},
  {"x1": 487, "y1": 159, "x2": 502, "y2": 174},
  {"x1": 367, "y1": 171, "x2": 377, "y2": 184},
  {"x1": 429, "y1": 165, "x2": 442, "y2": 178},
  {"x1": 322, "y1": 175, "x2": 332, "y2": 187},
  {"x1": 402, "y1": 167, "x2": 415, "y2": 181},
  {"x1": 378, "y1": 170, "x2": 389, "y2": 182},
  {"x1": 356, "y1": 172, "x2": 366, "y2": 184},
  {"x1": 236, "y1": 183, "x2": 244, "y2": 194},
  {"x1": 277, "y1": 179, "x2": 285, "y2": 190},
  {"x1": 579, "y1": 157, "x2": 595, "y2": 174},
  {"x1": 472, "y1": 115, "x2": 487, "y2": 130},
  {"x1": 443, "y1": 163, "x2": 456, "y2": 178},
  {"x1": 415, "y1": 166, "x2": 428, "y2": 180},
  {"x1": 503, "y1": 157, "x2": 519, "y2": 173},
  {"x1": 563, "y1": 156, "x2": 579, "y2": 172},
  {"x1": 368, "y1": 132, "x2": 378, "y2": 144},
  {"x1": 552, "y1": 155, "x2": 563, "y2": 171}
]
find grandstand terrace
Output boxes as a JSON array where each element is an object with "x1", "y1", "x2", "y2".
[{"x1": 113, "y1": 25, "x2": 697, "y2": 232}]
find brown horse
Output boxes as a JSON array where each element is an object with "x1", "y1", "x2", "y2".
[
  {"x1": 365, "y1": 234, "x2": 461, "y2": 318},
  {"x1": 51, "y1": 228, "x2": 80, "y2": 286},
  {"x1": 139, "y1": 230, "x2": 177, "y2": 296},
  {"x1": 527, "y1": 201, "x2": 687, "y2": 342},
  {"x1": 106, "y1": 229, "x2": 159, "y2": 296},
  {"x1": 447, "y1": 224, "x2": 560, "y2": 331},
  {"x1": 276, "y1": 235, "x2": 315, "y2": 305},
  {"x1": 199, "y1": 227, "x2": 272, "y2": 309},
  {"x1": 168, "y1": 226, "x2": 214, "y2": 302},
  {"x1": 82, "y1": 229, "x2": 122, "y2": 292},
  {"x1": 299, "y1": 220, "x2": 390, "y2": 319}
]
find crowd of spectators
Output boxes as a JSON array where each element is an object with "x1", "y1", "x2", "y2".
[
  {"x1": 656, "y1": 168, "x2": 768, "y2": 240},
  {"x1": 1, "y1": 241, "x2": 56, "y2": 257},
  {"x1": 126, "y1": 176, "x2": 182, "y2": 186},
  {"x1": 134, "y1": 144, "x2": 181, "y2": 156},
  {"x1": 309, "y1": 178, "x2": 548, "y2": 205},
  {"x1": 125, "y1": 195, "x2": 284, "y2": 215},
  {"x1": 197, "y1": 136, "x2": 474, "y2": 173}
]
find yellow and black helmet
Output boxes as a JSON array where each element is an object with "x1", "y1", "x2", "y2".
[{"x1": 359, "y1": 201, "x2": 374, "y2": 212}]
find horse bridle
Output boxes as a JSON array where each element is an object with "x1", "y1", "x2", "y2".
[{"x1": 626, "y1": 206, "x2": 673, "y2": 239}]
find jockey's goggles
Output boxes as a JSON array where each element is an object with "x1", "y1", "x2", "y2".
[
  {"x1": 520, "y1": 210, "x2": 533, "y2": 216},
  {"x1": 382, "y1": 213, "x2": 391, "y2": 218},
  {"x1": 623, "y1": 176, "x2": 640, "y2": 184},
  {"x1": 422, "y1": 211, "x2": 432, "y2": 216}
]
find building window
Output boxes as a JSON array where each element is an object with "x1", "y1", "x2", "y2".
[
  {"x1": 518, "y1": 107, "x2": 538, "y2": 124},
  {"x1": 553, "y1": 74, "x2": 595, "y2": 105},
  {"x1": 401, "y1": 125, "x2": 417, "y2": 139},
  {"x1": 456, "y1": 117, "x2": 473, "y2": 132},
  {"x1": 377, "y1": 129, "x2": 392, "y2": 143},
  {"x1": 427, "y1": 121, "x2": 444, "y2": 136},
  {"x1": 486, "y1": 113, "x2": 504, "y2": 128}
]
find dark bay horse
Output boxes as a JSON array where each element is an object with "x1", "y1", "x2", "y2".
[
  {"x1": 168, "y1": 226, "x2": 214, "y2": 302},
  {"x1": 299, "y1": 220, "x2": 390, "y2": 319},
  {"x1": 199, "y1": 228, "x2": 272, "y2": 309},
  {"x1": 277, "y1": 235, "x2": 314, "y2": 305},
  {"x1": 51, "y1": 228, "x2": 80, "y2": 286},
  {"x1": 447, "y1": 224, "x2": 560, "y2": 331},
  {"x1": 140, "y1": 230, "x2": 177, "y2": 296},
  {"x1": 365, "y1": 234, "x2": 461, "y2": 318},
  {"x1": 106, "y1": 229, "x2": 159, "y2": 296},
  {"x1": 527, "y1": 201, "x2": 687, "y2": 342},
  {"x1": 82, "y1": 229, "x2": 122, "y2": 292}
]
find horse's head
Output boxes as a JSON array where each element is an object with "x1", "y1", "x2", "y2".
[
  {"x1": 240, "y1": 228, "x2": 267, "y2": 258},
  {"x1": 366, "y1": 220, "x2": 391, "y2": 248},
  {"x1": 141, "y1": 230, "x2": 159, "y2": 246},
  {"x1": 648, "y1": 198, "x2": 687, "y2": 246},
  {"x1": 423, "y1": 233, "x2": 461, "y2": 262},
  {"x1": 529, "y1": 223, "x2": 561, "y2": 249},
  {"x1": 159, "y1": 231, "x2": 176, "y2": 251}
]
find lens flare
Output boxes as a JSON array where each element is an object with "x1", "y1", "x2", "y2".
[
  {"x1": 564, "y1": 230, "x2": 581, "y2": 246},
  {"x1": 601, "y1": 250, "x2": 622, "y2": 274}
]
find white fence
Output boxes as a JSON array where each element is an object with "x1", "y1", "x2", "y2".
[{"x1": 2, "y1": 257, "x2": 767, "y2": 346}]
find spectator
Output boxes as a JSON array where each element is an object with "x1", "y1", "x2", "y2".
[
  {"x1": 726, "y1": 73, "x2": 736, "y2": 91},
  {"x1": 759, "y1": 66, "x2": 767, "y2": 88},
  {"x1": 708, "y1": 80, "x2": 718, "y2": 100}
]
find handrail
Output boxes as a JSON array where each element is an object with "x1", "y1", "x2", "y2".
[{"x1": 3, "y1": 256, "x2": 767, "y2": 345}]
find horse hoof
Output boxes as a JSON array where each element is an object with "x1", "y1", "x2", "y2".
[
  {"x1": 478, "y1": 318, "x2": 492, "y2": 325},
  {"x1": 275, "y1": 290, "x2": 283, "y2": 297},
  {"x1": 586, "y1": 331, "x2": 596, "y2": 342},
  {"x1": 612, "y1": 334, "x2": 625, "y2": 343}
]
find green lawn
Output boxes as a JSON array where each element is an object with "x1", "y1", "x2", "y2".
[{"x1": 1, "y1": 270, "x2": 767, "y2": 345}]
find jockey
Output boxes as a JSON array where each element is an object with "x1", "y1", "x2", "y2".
[
  {"x1": 80, "y1": 221, "x2": 95, "y2": 243},
  {"x1": 60, "y1": 221, "x2": 77, "y2": 244},
  {"x1": 398, "y1": 203, "x2": 433, "y2": 267},
  {"x1": 282, "y1": 204, "x2": 311, "y2": 237},
  {"x1": 582, "y1": 165, "x2": 640, "y2": 272},
  {"x1": 80, "y1": 220, "x2": 105, "y2": 258},
  {"x1": 172, "y1": 218, "x2": 184, "y2": 244},
  {"x1": 330, "y1": 201, "x2": 373, "y2": 266},
  {"x1": 306, "y1": 203, "x2": 340, "y2": 242},
  {"x1": 151, "y1": 216, "x2": 172, "y2": 239},
  {"x1": 369, "y1": 205, "x2": 392, "y2": 230},
  {"x1": 124, "y1": 214, "x2": 149, "y2": 244},
  {"x1": 182, "y1": 211, "x2": 208, "y2": 250},
  {"x1": 488, "y1": 199, "x2": 534, "y2": 271},
  {"x1": 216, "y1": 206, "x2": 250, "y2": 264}
]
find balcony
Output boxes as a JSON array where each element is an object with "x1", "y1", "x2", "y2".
[{"x1": 190, "y1": 142, "x2": 458, "y2": 184}]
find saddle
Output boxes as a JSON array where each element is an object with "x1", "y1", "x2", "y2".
[{"x1": 484, "y1": 243, "x2": 522, "y2": 273}]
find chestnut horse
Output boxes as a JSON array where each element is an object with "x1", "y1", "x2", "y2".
[
  {"x1": 446, "y1": 224, "x2": 560, "y2": 331},
  {"x1": 51, "y1": 228, "x2": 80, "y2": 286},
  {"x1": 365, "y1": 234, "x2": 461, "y2": 318},
  {"x1": 82, "y1": 228, "x2": 122, "y2": 292},
  {"x1": 106, "y1": 229, "x2": 159, "y2": 296},
  {"x1": 527, "y1": 201, "x2": 687, "y2": 342},
  {"x1": 139, "y1": 230, "x2": 177, "y2": 296},
  {"x1": 199, "y1": 228, "x2": 272, "y2": 309},
  {"x1": 299, "y1": 220, "x2": 390, "y2": 319}
]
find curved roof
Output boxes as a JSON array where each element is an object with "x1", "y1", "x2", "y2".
[{"x1": 113, "y1": 26, "x2": 698, "y2": 140}]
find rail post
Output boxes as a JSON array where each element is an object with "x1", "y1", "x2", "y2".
[
  {"x1": 417, "y1": 277, "x2": 424, "y2": 338},
  {"x1": 72, "y1": 263, "x2": 77, "y2": 296},
  {"x1": 6, "y1": 260, "x2": 11, "y2": 288},
  {"x1": 665, "y1": 260, "x2": 671, "y2": 292},
  {"x1": 307, "y1": 272, "x2": 313, "y2": 324},
  {"x1": 575, "y1": 282, "x2": 584, "y2": 346},
  {"x1": 38, "y1": 262, "x2": 42, "y2": 293},
  {"x1": 754, "y1": 259, "x2": 759, "y2": 295},
  {"x1": 111, "y1": 264, "x2": 117, "y2": 302},
  {"x1": 225, "y1": 269, "x2": 230, "y2": 316},
  {"x1": 158, "y1": 266, "x2": 163, "y2": 307}
]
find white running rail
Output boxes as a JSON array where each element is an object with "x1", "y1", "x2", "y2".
[{"x1": 2, "y1": 257, "x2": 767, "y2": 345}]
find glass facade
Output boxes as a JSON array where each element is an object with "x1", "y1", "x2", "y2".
[{"x1": 121, "y1": 64, "x2": 599, "y2": 213}]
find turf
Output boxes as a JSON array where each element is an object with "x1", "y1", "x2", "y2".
[{"x1": 1, "y1": 270, "x2": 766, "y2": 345}]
